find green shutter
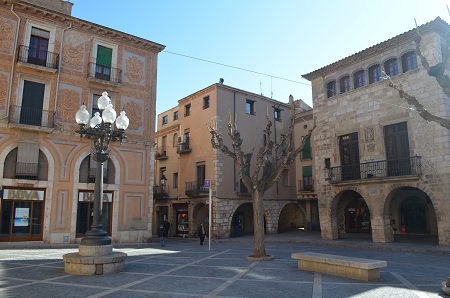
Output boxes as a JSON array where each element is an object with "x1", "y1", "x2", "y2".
[
  {"x1": 302, "y1": 166, "x2": 312, "y2": 177},
  {"x1": 302, "y1": 138, "x2": 311, "y2": 159},
  {"x1": 96, "y1": 45, "x2": 112, "y2": 66}
]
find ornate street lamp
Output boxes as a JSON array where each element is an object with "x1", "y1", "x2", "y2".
[{"x1": 75, "y1": 91, "x2": 129, "y2": 246}]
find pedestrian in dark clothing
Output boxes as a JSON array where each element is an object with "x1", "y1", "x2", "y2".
[
  {"x1": 163, "y1": 220, "x2": 171, "y2": 237},
  {"x1": 158, "y1": 225, "x2": 165, "y2": 247},
  {"x1": 233, "y1": 216, "x2": 241, "y2": 237},
  {"x1": 198, "y1": 223, "x2": 206, "y2": 245}
]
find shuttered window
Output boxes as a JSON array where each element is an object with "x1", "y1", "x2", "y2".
[
  {"x1": 96, "y1": 45, "x2": 112, "y2": 67},
  {"x1": 16, "y1": 142, "x2": 39, "y2": 177}
]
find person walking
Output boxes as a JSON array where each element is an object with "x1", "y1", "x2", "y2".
[
  {"x1": 158, "y1": 225, "x2": 165, "y2": 247},
  {"x1": 198, "y1": 222, "x2": 206, "y2": 245},
  {"x1": 163, "y1": 220, "x2": 171, "y2": 237}
]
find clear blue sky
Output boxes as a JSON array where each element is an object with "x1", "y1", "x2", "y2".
[{"x1": 71, "y1": 0, "x2": 450, "y2": 115}]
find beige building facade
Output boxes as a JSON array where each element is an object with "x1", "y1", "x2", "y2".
[
  {"x1": 303, "y1": 18, "x2": 450, "y2": 245},
  {"x1": 0, "y1": 0, "x2": 164, "y2": 243},
  {"x1": 154, "y1": 83, "x2": 318, "y2": 238}
]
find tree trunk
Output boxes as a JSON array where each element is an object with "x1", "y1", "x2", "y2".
[{"x1": 252, "y1": 189, "x2": 266, "y2": 258}]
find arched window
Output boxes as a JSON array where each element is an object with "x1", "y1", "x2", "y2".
[
  {"x1": 326, "y1": 80, "x2": 336, "y2": 98},
  {"x1": 384, "y1": 58, "x2": 398, "y2": 77},
  {"x1": 353, "y1": 70, "x2": 365, "y2": 88},
  {"x1": 368, "y1": 64, "x2": 381, "y2": 84},
  {"x1": 339, "y1": 75, "x2": 350, "y2": 94},
  {"x1": 401, "y1": 51, "x2": 417, "y2": 73}
]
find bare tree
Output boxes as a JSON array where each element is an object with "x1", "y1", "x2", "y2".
[
  {"x1": 208, "y1": 95, "x2": 314, "y2": 259},
  {"x1": 388, "y1": 25, "x2": 450, "y2": 129}
]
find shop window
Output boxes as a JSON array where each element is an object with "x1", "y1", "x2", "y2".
[{"x1": 76, "y1": 191, "x2": 113, "y2": 237}]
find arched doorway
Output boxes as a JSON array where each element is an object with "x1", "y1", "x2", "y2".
[
  {"x1": 193, "y1": 203, "x2": 208, "y2": 237},
  {"x1": 229, "y1": 203, "x2": 267, "y2": 237},
  {"x1": 388, "y1": 187, "x2": 437, "y2": 243},
  {"x1": 334, "y1": 190, "x2": 371, "y2": 238},
  {"x1": 278, "y1": 203, "x2": 306, "y2": 233}
]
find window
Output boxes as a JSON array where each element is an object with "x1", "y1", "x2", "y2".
[
  {"x1": 402, "y1": 52, "x2": 417, "y2": 73},
  {"x1": 19, "y1": 81, "x2": 45, "y2": 126},
  {"x1": 384, "y1": 122, "x2": 411, "y2": 176},
  {"x1": 246, "y1": 100, "x2": 255, "y2": 115},
  {"x1": 22, "y1": 22, "x2": 56, "y2": 68},
  {"x1": 184, "y1": 104, "x2": 191, "y2": 117},
  {"x1": 339, "y1": 75, "x2": 350, "y2": 94},
  {"x1": 324, "y1": 158, "x2": 331, "y2": 169},
  {"x1": 368, "y1": 64, "x2": 381, "y2": 84},
  {"x1": 302, "y1": 166, "x2": 313, "y2": 191},
  {"x1": 173, "y1": 111, "x2": 179, "y2": 120},
  {"x1": 384, "y1": 58, "x2": 398, "y2": 77},
  {"x1": 353, "y1": 70, "x2": 365, "y2": 89},
  {"x1": 281, "y1": 169, "x2": 289, "y2": 187},
  {"x1": 162, "y1": 115, "x2": 168, "y2": 125},
  {"x1": 28, "y1": 27, "x2": 50, "y2": 67},
  {"x1": 326, "y1": 80, "x2": 336, "y2": 98},
  {"x1": 339, "y1": 132, "x2": 360, "y2": 180},
  {"x1": 173, "y1": 173, "x2": 178, "y2": 188},
  {"x1": 95, "y1": 45, "x2": 112, "y2": 81},
  {"x1": 203, "y1": 96, "x2": 210, "y2": 109},
  {"x1": 274, "y1": 108, "x2": 282, "y2": 122},
  {"x1": 301, "y1": 138, "x2": 311, "y2": 159}
]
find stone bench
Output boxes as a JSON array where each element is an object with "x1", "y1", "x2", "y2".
[{"x1": 291, "y1": 252, "x2": 387, "y2": 281}]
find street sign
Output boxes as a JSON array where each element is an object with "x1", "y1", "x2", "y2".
[{"x1": 204, "y1": 179, "x2": 211, "y2": 188}]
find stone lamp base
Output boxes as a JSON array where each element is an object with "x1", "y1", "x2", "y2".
[{"x1": 63, "y1": 244, "x2": 126, "y2": 275}]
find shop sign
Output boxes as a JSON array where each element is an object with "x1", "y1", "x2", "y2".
[
  {"x1": 78, "y1": 192, "x2": 112, "y2": 202},
  {"x1": 3, "y1": 189, "x2": 44, "y2": 201}
]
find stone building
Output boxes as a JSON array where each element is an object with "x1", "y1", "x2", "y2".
[
  {"x1": 303, "y1": 17, "x2": 450, "y2": 245},
  {"x1": 0, "y1": 0, "x2": 165, "y2": 243},
  {"x1": 154, "y1": 83, "x2": 318, "y2": 238}
]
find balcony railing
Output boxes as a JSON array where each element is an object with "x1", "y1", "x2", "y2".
[
  {"x1": 17, "y1": 45, "x2": 59, "y2": 69},
  {"x1": 15, "y1": 162, "x2": 38, "y2": 180},
  {"x1": 328, "y1": 156, "x2": 421, "y2": 183},
  {"x1": 87, "y1": 62, "x2": 122, "y2": 84},
  {"x1": 88, "y1": 167, "x2": 108, "y2": 183},
  {"x1": 9, "y1": 105, "x2": 55, "y2": 128},
  {"x1": 153, "y1": 185, "x2": 169, "y2": 199},
  {"x1": 155, "y1": 146, "x2": 168, "y2": 160},
  {"x1": 298, "y1": 178, "x2": 314, "y2": 192},
  {"x1": 185, "y1": 181, "x2": 208, "y2": 198},
  {"x1": 177, "y1": 142, "x2": 191, "y2": 154}
]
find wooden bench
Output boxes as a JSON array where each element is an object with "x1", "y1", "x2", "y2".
[{"x1": 291, "y1": 252, "x2": 387, "y2": 281}]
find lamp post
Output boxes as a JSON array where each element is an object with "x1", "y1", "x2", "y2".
[{"x1": 75, "y1": 91, "x2": 129, "y2": 246}]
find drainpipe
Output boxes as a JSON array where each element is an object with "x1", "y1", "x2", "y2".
[
  {"x1": 3, "y1": 4, "x2": 20, "y2": 121},
  {"x1": 233, "y1": 91, "x2": 236, "y2": 192},
  {"x1": 54, "y1": 22, "x2": 72, "y2": 129}
]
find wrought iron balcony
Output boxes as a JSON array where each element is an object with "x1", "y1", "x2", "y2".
[
  {"x1": 17, "y1": 45, "x2": 59, "y2": 69},
  {"x1": 185, "y1": 181, "x2": 208, "y2": 198},
  {"x1": 9, "y1": 105, "x2": 55, "y2": 128},
  {"x1": 153, "y1": 185, "x2": 169, "y2": 199},
  {"x1": 177, "y1": 141, "x2": 191, "y2": 154},
  {"x1": 15, "y1": 162, "x2": 38, "y2": 180},
  {"x1": 155, "y1": 146, "x2": 168, "y2": 160},
  {"x1": 298, "y1": 178, "x2": 314, "y2": 192},
  {"x1": 88, "y1": 167, "x2": 108, "y2": 183},
  {"x1": 87, "y1": 62, "x2": 122, "y2": 84},
  {"x1": 328, "y1": 156, "x2": 422, "y2": 183}
]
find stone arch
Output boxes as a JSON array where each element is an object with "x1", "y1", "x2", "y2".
[
  {"x1": 73, "y1": 150, "x2": 120, "y2": 184},
  {"x1": 384, "y1": 185, "x2": 438, "y2": 244},
  {"x1": 228, "y1": 202, "x2": 268, "y2": 237},
  {"x1": 330, "y1": 188, "x2": 371, "y2": 239},
  {"x1": 277, "y1": 202, "x2": 307, "y2": 233}
]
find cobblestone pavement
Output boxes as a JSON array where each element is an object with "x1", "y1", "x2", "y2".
[{"x1": 0, "y1": 232, "x2": 448, "y2": 297}]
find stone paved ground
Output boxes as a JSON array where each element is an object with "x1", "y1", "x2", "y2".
[{"x1": 0, "y1": 233, "x2": 448, "y2": 297}]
